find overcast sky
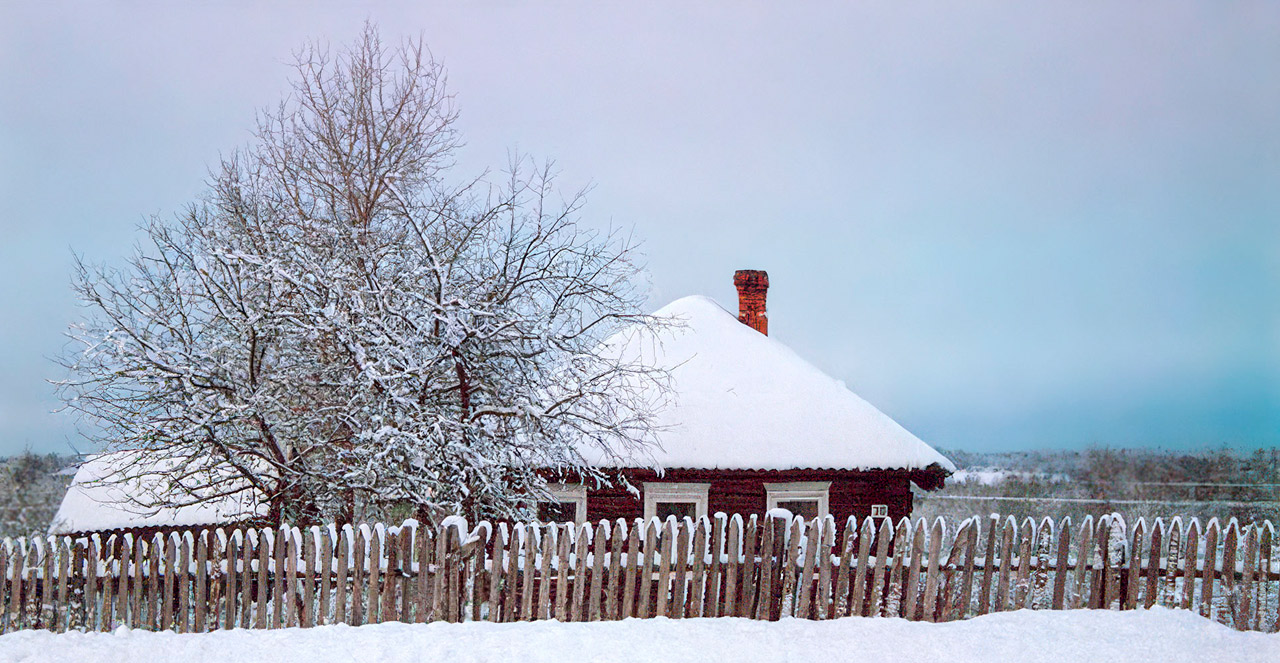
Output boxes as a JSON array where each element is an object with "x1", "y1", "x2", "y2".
[{"x1": 1, "y1": 2, "x2": 1278, "y2": 457}]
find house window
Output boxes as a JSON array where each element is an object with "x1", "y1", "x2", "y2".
[
  {"x1": 536, "y1": 484, "x2": 587, "y2": 524},
  {"x1": 643, "y1": 482, "x2": 710, "y2": 522},
  {"x1": 764, "y1": 481, "x2": 831, "y2": 520}
]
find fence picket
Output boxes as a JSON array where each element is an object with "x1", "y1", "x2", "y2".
[
  {"x1": 1104, "y1": 516, "x2": 1125, "y2": 610},
  {"x1": 707, "y1": 514, "x2": 725, "y2": 618},
  {"x1": 994, "y1": 518, "x2": 1015, "y2": 612},
  {"x1": 488, "y1": 524, "x2": 506, "y2": 623},
  {"x1": 370, "y1": 526, "x2": 386, "y2": 625},
  {"x1": 853, "y1": 517, "x2": 876, "y2": 618},
  {"x1": 469, "y1": 526, "x2": 485, "y2": 624},
  {"x1": 605, "y1": 520, "x2": 625, "y2": 620},
  {"x1": 15, "y1": 540, "x2": 27, "y2": 631},
  {"x1": 83, "y1": 538, "x2": 98, "y2": 632},
  {"x1": 1071, "y1": 517, "x2": 1094, "y2": 610},
  {"x1": 286, "y1": 528, "x2": 301, "y2": 627},
  {"x1": 570, "y1": 522, "x2": 590, "y2": 622},
  {"x1": 1123, "y1": 519, "x2": 1143, "y2": 611},
  {"x1": 193, "y1": 533, "x2": 207, "y2": 632},
  {"x1": 1240, "y1": 524, "x2": 1257, "y2": 629},
  {"x1": 638, "y1": 520, "x2": 656, "y2": 619},
  {"x1": 453, "y1": 524, "x2": 468, "y2": 624},
  {"x1": 922, "y1": 518, "x2": 944, "y2": 622},
  {"x1": 113, "y1": 534, "x2": 130, "y2": 628},
  {"x1": 1144, "y1": 519, "x2": 1162, "y2": 609},
  {"x1": 619, "y1": 520, "x2": 639, "y2": 619},
  {"x1": 655, "y1": 519, "x2": 673, "y2": 618},
  {"x1": 1015, "y1": 518, "x2": 1035, "y2": 610},
  {"x1": 738, "y1": 515, "x2": 760, "y2": 618},
  {"x1": 815, "y1": 515, "x2": 835, "y2": 619},
  {"x1": 1219, "y1": 521, "x2": 1238, "y2": 625},
  {"x1": 177, "y1": 534, "x2": 191, "y2": 633},
  {"x1": 353, "y1": 526, "x2": 370, "y2": 626},
  {"x1": 687, "y1": 518, "x2": 708, "y2": 618},
  {"x1": 129, "y1": 535, "x2": 144, "y2": 628},
  {"x1": 976, "y1": 515, "x2": 999, "y2": 615},
  {"x1": 271, "y1": 528, "x2": 288, "y2": 628},
  {"x1": 416, "y1": 525, "x2": 435, "y2": 623},
  {"x1": 588, "y1": 521, "x2": 607, "y2": 621},
  {"x1": 159, "y1": 534, "x2": 175, "y2": 631},
  {"x1": 754, "y1": 514, "x2": 779, "y2": 620},
  {"x1": 301, "y1": 528, "x2": 316, "y2": 628},
  {"x1": 501, "y1": 524, "x2": 520, "y2": 623},
  {"x1": 55, "y1": 538, "x2": 71, "y2": 631},
  {"x1": 519, "y1": 524, "x2": 537, "y2": 621},
  {"x1": 723, "y1": 515, "x2": 742, "y2": 618},
  {"x1": 1255, "y1": 524, "x2": 1271, "y2": 632},
  {"x1": 1163, "y1": 518, "x2": 1183, "y2": 608},
  {"x1": 779, "y1": 517, "x2": 805, "y2": 618},
  {"x1": 223, "y1": 532, "x2": 238, "y2": 630},
  {"x1": 832, "y1": 517, "x2": 856, "y2": 618},
  {"x1": 238, "y1": 531, "x2": 253, "y2": 629},
  {"x1": 1200, "y1": 520, "x2": 1219, "y2": 618},
  {"x1": 399, "y1": 528, "x2": 414, "y2": 622},
  {"x1": 337, "y1": 527, "x2": 353, "y2": 627},
  {"x1": 1180, "y1": 519, "x2": 1200, "y2": 611},
  {"x1": 536, "y1": 524, "x2": 554, "y2": 621},
  {"x1": 1091, "y1": 516, "x2": 1111, "y2": 610},
  {"x1": 672, "y1": 519, "x2": 690, "y2": 619},
  {"x1": 902, "y1": 520, "x2": 924, "y2": 620},
  {"x1": 869, "y1": 517, "x2": 892, "y2": 617},
  {"x1": 0, "y1": 541, "x2": 10, "y2": 633}
]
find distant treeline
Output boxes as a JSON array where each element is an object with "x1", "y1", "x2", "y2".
[
  {"x1": 920, "y1": 446, "x2": 1280, "y2": 525},
  {"x1": 0, "y1": 452, "x2": 75, "y2": 539}
]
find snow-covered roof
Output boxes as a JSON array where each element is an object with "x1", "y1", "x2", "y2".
[
  {"x1": 48, "y1": 450, "x2": 265, "y2": 535},
  {"x1": 586, "y1": 295, "x2": 955, "y2": 473}
]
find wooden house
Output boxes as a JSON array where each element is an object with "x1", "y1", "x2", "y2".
[{"x1": 537, "y1": 270, "x2": 954, "y2": 525}]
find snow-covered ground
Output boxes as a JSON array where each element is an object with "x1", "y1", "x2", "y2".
[{"x1": 0, "y1": 608, "x2": 1274, "y2": 663}]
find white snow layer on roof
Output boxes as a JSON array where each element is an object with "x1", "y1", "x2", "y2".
[
  {"x1": 586, "y1": 295, "x2": 955, "y2": 472},
  {"x1": 48, "y1": 451, "x2": 265, "y2": 535}
]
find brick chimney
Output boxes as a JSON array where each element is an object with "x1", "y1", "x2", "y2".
[{"x1": 733, "y1": 270, "x2": 769, "y2": 335}]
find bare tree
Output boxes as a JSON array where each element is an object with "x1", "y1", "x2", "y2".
[{"x1": 57, "y1": 25, "x2": 667, "y2": 525}]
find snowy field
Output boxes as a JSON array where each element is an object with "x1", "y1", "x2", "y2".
[{"x1": 0, "y1": 608, "x2": 1274, "y2": 663}]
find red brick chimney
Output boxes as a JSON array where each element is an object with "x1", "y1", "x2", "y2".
[{"x1": 733, "y1": 270, "x2": 769, "y2": 335}]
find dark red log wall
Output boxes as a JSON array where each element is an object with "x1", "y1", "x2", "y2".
[{"x1": 578, "y1": 468, "x2": 916, "y2": 524}]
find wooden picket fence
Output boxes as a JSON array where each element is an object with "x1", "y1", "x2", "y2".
[{"x1": 0, "y1": 512, "x2": 1276, "y2": 634}]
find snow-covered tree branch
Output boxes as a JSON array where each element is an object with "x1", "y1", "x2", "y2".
[{"x1": 56, "y1": 25, "x2": 669, "y2": 525}]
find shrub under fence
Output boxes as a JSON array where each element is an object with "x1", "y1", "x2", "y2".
[{"x1": 0, "y1": 512, "x2": 1276, "y2": 634}]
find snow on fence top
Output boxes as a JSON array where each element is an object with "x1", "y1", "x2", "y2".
[
  {"x1": 586, "y1": 295, "x2": 955, "y2": 473},
  {"x1": 47, "y1": 450, "x2": 265, "y2": 535}
]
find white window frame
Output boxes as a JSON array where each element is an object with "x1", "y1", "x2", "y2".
[
  {"x1": 764, "y1": 481, "x2": 831, "y2": 520},
  {"x1": 539, "y1": 483, "x2": 587, "y2": 524},
  {"x1": 642, "y1": 482, "x2": 710, "y2": 521}
]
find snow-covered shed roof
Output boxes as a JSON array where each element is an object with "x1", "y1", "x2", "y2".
[
  {"x1": 586, "y1": 295, "x2": 955, "y2": 474},
  {"x1": 48, "y1": 450, "x2": 265, "y2": 536}
]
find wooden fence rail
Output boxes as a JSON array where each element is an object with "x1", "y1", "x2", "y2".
[{"x1": 0, "y1": 513, "x2": 1276, "y2": 634}]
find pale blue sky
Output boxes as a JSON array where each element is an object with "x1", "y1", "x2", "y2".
[{"x1": 1, "y1": 2, "x2": 1278, "y2": 456}]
